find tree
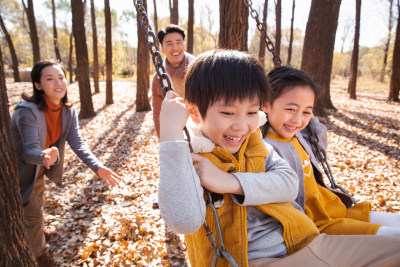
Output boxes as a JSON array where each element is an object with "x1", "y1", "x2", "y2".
[
  {"x1": 380, "y1": 0, "x2": 394, "y2": 82},
  {"x1": 71, "y1": 0, "x2": 95, "y2": 118},
  {"x1": 301, "y1": 0, "x2": 342, "y2": 115},
  {"x1": 22, "y1": 0, "x2": 40, "y2": 64},
  {"x1": 287, "y1": 0, "x2": 295, "y2": 66},
  {"x1": 258, "y1": 0, "x2": 268, "y2": 68},
  {"x1": 104, "y1": 0, "x2": 113, "y2": 104},
  {"x1": 136, "y1": 0, "x2": 151, "y2": 112},
  {"x1": 348, "y1": 0, "x2": 361, "y2": 100},
  {"x1": 219, "y1": 0, "x2": 249, "y2": 51},
  {"x1": 275, "y1": 0, "x2": 282, "y2": 57},
  {"x1": 0, "y1": 13, "x2": 20, "y2": 82},
  {"x1": 153, "y1": 0, "x2": 158, "y2": 42},
  {"x1": 90, "y1": 0, "x2": 99, "y2": 93},
  {"x1": 68, "y1": 27, "x2": 74, "y2": 84},
  {"x1": 187, "y1": 0, "x2": 194, "y2": 54},
  {"x1": 0, "y1": 45, "x2": 35, "y2": 267},
  {"x1": 169, "y1": 0, "x2": 179, "y2": 25},
  {"x1": 51, "y1": 0, "x2": 62, "y2": 62},
  {"x1": 388, "y1": 0, "x2": 400, "y2": 102}
]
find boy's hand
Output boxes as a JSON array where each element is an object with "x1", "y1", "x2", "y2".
[
  {"x1": 191, "y1": 154, "x2": 244, "y2": 195},
  {"x1": 42, "y1": 147, "x2": 58, "y2": 169},
  {"x1": 160, "y1": 91, "x2": 189, "y2": 142}
]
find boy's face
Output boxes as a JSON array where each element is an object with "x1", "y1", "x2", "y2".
[
  {"x1": 190, "y1": 97, "x2": 260, "y2": 154},
  {"x1": 161, "y1": 32, "x2": 186, "y2": 67},
  {"x1": 263, "y1": 85, "x2": 315, "y2": 139}
]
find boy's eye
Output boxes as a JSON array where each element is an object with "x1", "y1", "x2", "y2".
[
  {"x1": 248, "y1": 112, "x2": 258, "y2": 115},
  {"x1": 221, "y1": 112, "x2": 233, "y2": 115}
]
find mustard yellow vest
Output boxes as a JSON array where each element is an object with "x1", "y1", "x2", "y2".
[{"x1": 185, "y1": 130, "x2": 319, "y2": 267}]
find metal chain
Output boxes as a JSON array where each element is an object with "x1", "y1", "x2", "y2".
[
  {"x1": 133, "y1": 1, "x2": 238, "y2": 266},
  {"x1": 306, "y1": 125, "x2": 357, "y2": 205},
  {"x1": 243, "y1": 0, "x2": 282, "y2": 66}
]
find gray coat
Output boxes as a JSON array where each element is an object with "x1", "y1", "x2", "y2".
[{"x1": 11, "y1": 101, "x2": 102, "y2": 207}]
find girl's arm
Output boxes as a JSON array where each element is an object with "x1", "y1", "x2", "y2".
[{"x1": 231, "y1": 142, "x2": 299, "y2": 206}]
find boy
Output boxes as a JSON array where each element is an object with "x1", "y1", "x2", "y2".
[{"x1": 158, "y1": 50, "x2": 400, "y2": 266}]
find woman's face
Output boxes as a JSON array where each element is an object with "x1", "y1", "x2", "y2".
[{"x1": 35, "y1": 65, "x2": 67, "y2": 105}]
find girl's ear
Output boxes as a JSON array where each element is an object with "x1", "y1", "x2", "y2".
[
  {"x1": 186, "y1": 102, "x2": 201, "y2": 124},
  {"x1": 261, "y1": 102, "x2": 271, "y2": 114},
  {"x1": 34, "y1": 82, "x2": 42, "y2": 90}
]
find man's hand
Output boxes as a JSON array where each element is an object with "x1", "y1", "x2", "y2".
[{"x1": 42, "y1": 147, "x2": 58, "y2": 169}]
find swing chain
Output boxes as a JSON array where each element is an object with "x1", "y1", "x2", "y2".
[
  {"x1": 306, "y1": 125, "x2": 357, "y2": 205},
  {"x1": 243, "y1": 0, "x2": 282, "y2": 66},
  {"x1": 133, "y1": 1, "x2": 238, "y2": 266}
]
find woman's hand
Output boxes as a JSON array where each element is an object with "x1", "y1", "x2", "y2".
[
  {"x1": 42, "y1": 147, "x2": 59, "y2": 169},
  {"x1": 97, "y1": 166, "x2": 121, "y2": 186}
]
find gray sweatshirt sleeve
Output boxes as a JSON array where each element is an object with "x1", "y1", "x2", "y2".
[
  {"x1": 231, "y1": 142, "x2": 299, "y2": 206},
  {"x1": 158, "y1": 141, "x2": 206, "y2": 234}
]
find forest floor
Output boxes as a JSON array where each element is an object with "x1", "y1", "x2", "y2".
[{"x1": 6, "y1": 77, "x2": 400, "y2": 266}]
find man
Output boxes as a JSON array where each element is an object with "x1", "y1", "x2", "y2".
[{"x1": 151, "y1": 24, "x2": 195, "y2": 137}]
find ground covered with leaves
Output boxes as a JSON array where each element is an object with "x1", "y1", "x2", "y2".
[{"x1": 6, "y1": 78, "x2": 400, "y2": 266}]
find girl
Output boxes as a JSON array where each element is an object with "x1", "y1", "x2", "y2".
[
  {"x1": 11, "y1": 60, "x2": 120, "y2": 266},
  {"x1": 262, "y1": 65, "x2": 400, "y2": 237}
]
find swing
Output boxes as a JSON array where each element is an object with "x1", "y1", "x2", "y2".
[{"x1": 134, "y1": 1, "x2": 354, "y2": 266}]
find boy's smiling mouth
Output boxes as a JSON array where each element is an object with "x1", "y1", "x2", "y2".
[{"x1": 224, "y1": 135, "x2": 244, "y2": 143}]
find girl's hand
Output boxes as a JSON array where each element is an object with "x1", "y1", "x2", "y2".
[
  {"x1": 97, "y1": 166, "x2": 121, "y2": 187},
  {"x1": 160, "y1": 91, "x2": 189, "y2": 142},
  {"x1": 42, "y1": 147, "x2": 58, "y2": 169},
  {"x1": 191, "y1": 154, "x2": 244, "y2": 195}
]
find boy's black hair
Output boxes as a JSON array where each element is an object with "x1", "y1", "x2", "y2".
[
  {"x1": 158, "y1": 24, "x2": 185, "y2": 45},
  {"x1": 185, "y1": 49, "x2": 270, "y2": 118},
  {"x1": 261, "y1": 65, "x2": 320, "y2": 136}
]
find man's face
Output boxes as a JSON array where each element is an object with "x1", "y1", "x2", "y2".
[{"x1": 161, "y1": 32, "x2": 186, "y2": 67}]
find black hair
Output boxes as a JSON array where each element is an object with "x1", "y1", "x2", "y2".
[
  {"x1": 185, "y1": 49, "x2": 271, "y2": 118},
  {"x1": 158, "y1": 24, "x2": 185, "y2": 45},
  {"x1": 260, "y1": 65, "x2": 320, "y2": 136},
  {"x1": 22, "y1": 60, "x2": 71, "y2": 110}
]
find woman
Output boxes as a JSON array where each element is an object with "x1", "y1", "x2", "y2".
[{"x1": 11, "y1": 60, "x2": 120, "y2": 266}]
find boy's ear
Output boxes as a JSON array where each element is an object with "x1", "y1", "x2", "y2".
[{"x1": 186, "y1": 102, "x2": 201, "y2": 124}]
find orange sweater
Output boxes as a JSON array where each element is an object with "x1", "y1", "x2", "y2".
[{"x1": 44, "y1": 96, "x2": 62, "y2": 149}]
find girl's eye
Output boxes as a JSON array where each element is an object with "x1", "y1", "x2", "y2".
[{"x1": 286, "y1": 108, "x2": 295, "y2": 112}]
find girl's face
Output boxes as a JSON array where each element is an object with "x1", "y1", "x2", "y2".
[
  {"x1": 263, "y1": 85, "x2": 315, "y2": 139},
  {"x1": 35, "y1": 65, "x2": 67, "y2": 105}
]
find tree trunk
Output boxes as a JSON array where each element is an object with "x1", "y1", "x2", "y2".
[
  {"x1": 258, "y1": 0, "x2": 268, "y2": 68},
  {"x1": 0, "y1": 45, "x2": 36, "y2": 267},
  {"x1": 136, "y1": 0, "x2": 151, "y2": 112},
  {"x1": 169, "y1": 0, "x2": 179, "y2": 25},
  {"x1": 301, "y1": 0, "x2": 342, "y2": 116},
  {"x1": 68, "y1": 28, "x2": 74, "y2": 84},
  {"x1": 275, "y1": 0, "x2": 281, "y2": 57},
  {"x1": 51, "y1": 0, "x2": 62, "y2": 62},
  {"x1": 104, "y1": 0, "x2": 113, "y2": 104},
  {"x1": 388, "y1": 1, "x2": 400, "y2": 102},
  {"x1": 348, "y1": 0, "x2": 361, "y2": 100},
  {"x1": 0, "y1": 14, "x2": 20, "y2": 82},
  {"x1": 380, "y1": 0, "x2": 394, "y2": 82},
  {"x1": 71, "y1": 0, "x2": 95, "y2": 118},
  {"x1": 90, "y1": 0, "x2": 99, "y2": 93},
  {"x1": 23, "y1": 0, "x2": 40, "y2": 64},
  {"x1": 187, "y1": 0, "x2": 194, "y2": 54},
  {"x1": 153, "y1": 0, "x2": 158, "y2": 42},
  {"x1": 287, "y1": 0, "x2": 295, "y2": 66},
  {"x1": 219, "y1": 0, "x2": 249, "y2": 51}
]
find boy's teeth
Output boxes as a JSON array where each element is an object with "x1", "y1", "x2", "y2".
[{"x1": 226, "y1": 136, "x2": 240, "y2": 142}]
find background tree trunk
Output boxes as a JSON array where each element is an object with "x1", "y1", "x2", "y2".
[
  {"x1": 275, "y1": 0, "x2": 281, "y2": 57},
  {"x1": 348, "y1": 0, "x2": 361, "y2": 100},
  {"x1": 23, "y1": 0, "x2": 40, "y2": 64},
  {"x1": 301, "y1": 0, "x2": 342, "y2": 116},
  {"x1": 104, "y1": 0, "x2": 113, "y2": 104},
  {"x1": 169, "y1": 0, "x2": 179, "y2": 25},
  {"x1": 153, "y1": 0, "x2": 158, "y2": 42},
  {"x1": 136, "y1": 0, "x2": 151, "y2": 112},
  {"x1": 0, "y1": 45, "x2": 36, "y2": 267},
  {"x1": 71, "y1": 0, "x2": 95, "y2": 118},
  {"x1": 51, "y1": 0, "x2": 62, "y2": 62},
  {"x1": 90, "y1": 0, "x2": 99, "y2": 93},
  {"x1": 187, "y1": 0, "x2": 194, "y2": 54},
  {"x1": 380, "y1": 0, "x2": 394, "y2": 82},
  {"x1": 0, "y1": 13, "x2": 20, "y2": 82},
  {"x1": 258, "y1": 0, "x2": 268, "y2": 68},
  {"x1": 219, "y1": 0, "x2": 249, "y2": 51},
  {"x1": 287, "y1": 0, "x2": 295, "y2": 66},
  {"x1": 388, "y1": 0, "x2": 400, "y2": 102},
  {"x1": 68, "y1": 28, "x2": 74, "y2": 84}
]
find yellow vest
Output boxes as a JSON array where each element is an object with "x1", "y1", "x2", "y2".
[{"x1": 185, "y1": 130, "x2": 319, "y2": 267}]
